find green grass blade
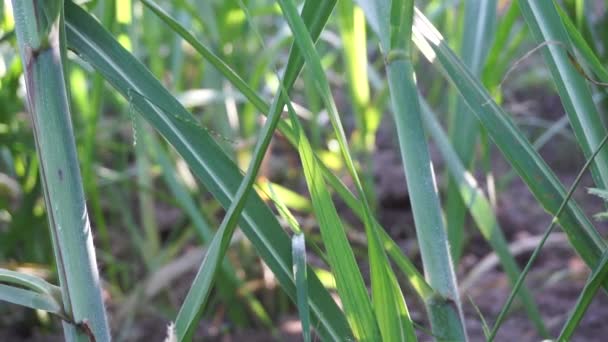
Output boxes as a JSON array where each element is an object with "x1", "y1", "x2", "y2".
[
  {"x1": 337, "y1": 0, "x2": 379, "y2": 208},
  {"x1": 420, "y1": 99, "x2": 547, "y2": 337},
  {"x1": 283, "y1": 95, "x2": 381, "y2": 341},
  {"x1": 64, "y1": 3, "x2": 351, "y2": 340},
  {"x1": 412, "y1": 7, "x2": 606, "y2": 278},
  {"x1": 277, "y1": 0, "x2": 416, "y2": 340},
  {"x1": 555, "y1": 3, "x2": 608, "y2": 84},
  {"x1": 359, "y1": 2, "x2": 466, "y2": 324},
  {"x1": 445, "y1": 0, "x2": 497, "y2": 264},
  {"x1": 292, "y1": 233, "x2": 311, "y2": 342},
  {"x1": 387, "y1": 58, "x2": 465, "y2": 341},
  {"x1": 519, "y1": 0, "x2": 608, "y2": 190},
  {"x1": 0, "y1": 269, "x2": 62, "y2": 301},
  {"x1": 482, "y1": 0, "x2": 522, "y2": 91},
  {"x1": 317, "y1": 155, "x2": 434, "y2": 300},
  {"x1": 0, "y1": 269, "x2": 64, "y2": 317},
  {"x1": 558, "y1": 249, "x2": 608, "y2": 340},
  {"x1": 0, "y1": 284, "x2": 63, "y2": 317}
]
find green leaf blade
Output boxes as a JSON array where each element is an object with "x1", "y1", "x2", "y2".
[
  {"x1": 277, "y1": 0, "x2": 416, "y2": 340},
  {"x1": 287, "y1": 103, "x2": 381, "y2": 342},
  {"x1": 0, "y1": 284, "x2": 62, "y2": 315},
  {"x1": 292, "y1": 233, "x2": 311, "y2": 342},
  {"x1": 412, "y1": 6, "x2": 606, "y2": 289},
  {"x1": 520, "y1": 0, "x2": 608, "y2": 190}
]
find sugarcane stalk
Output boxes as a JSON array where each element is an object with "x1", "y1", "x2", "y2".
[{"x1": 11, "y1": 1, "x2": 110, "y2": 341}]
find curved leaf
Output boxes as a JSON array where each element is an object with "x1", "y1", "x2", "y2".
[
  {"x1": 139, "y1": 0, "x2": 431, "y2": 308},
  {"x1": 520, "y1": 0, "x2": 608, "y2": 190},
  {"x1": 0, "y1": 284, "x2": 63, "y2": 316},
  {"x1": 412, "y1": 7, "x2": 606, "y2": 276},
  {"x1": 64, "y1": 3, "x2": 351, "y2": 340}
]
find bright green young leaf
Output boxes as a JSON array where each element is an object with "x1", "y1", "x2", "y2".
[
  {"x1": 277, "y1": 0, "x2": 415, "y2": 340},
  {"x1": 283, "y1": 92, "x2": 381, "y2": 341}
]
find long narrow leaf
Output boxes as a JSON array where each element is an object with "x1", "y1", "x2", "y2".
[
  {"x1": 0, "y1": 269, "x2": 64, "y2": 318},
  {"x1": 318, "y1": 159, "x2": 434, "y2": 300},
  {"x1": 283, "y1": 94, "x2": 381, "y2": 341},
  {"x1": 519, "y1": 0, "x2": 608, "y2": 190},
  {"x1": 555, "y1": 3, "x2": 608, "y2": 84},
  {"x1": 0, "y1": 269, "x2": 62, "y2": 298},
  {"x1": 173, "y1": 16, "x2": 294, "y2": 341},
  {"x1": 157, "y1": 0, "x2": 344, "y2": 336},
  {"x1": 0, "y1": 284, "x2": 63, "y2": 316},
  {"x1": 412, "y1": 7, "x2": 606, "y2": 278}
]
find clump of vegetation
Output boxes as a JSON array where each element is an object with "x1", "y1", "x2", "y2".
[{"x1": 2, "y1": 0, "x2": 608, "y2": 341}]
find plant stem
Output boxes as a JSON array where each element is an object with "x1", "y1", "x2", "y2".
[
  {"x1": 11, "y1": 1, "x2": 110, "y2": 340},
  {"x1": 384, "y1": 1, "x2": 467, "y2": 340}
]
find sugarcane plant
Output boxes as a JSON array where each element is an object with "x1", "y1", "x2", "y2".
[
  {"x1": 0, "y1": 0, "x2": 110, "y2": 341},
  {"x1": 4, "y1": 0, "x2": 608, "y2": 341}
]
